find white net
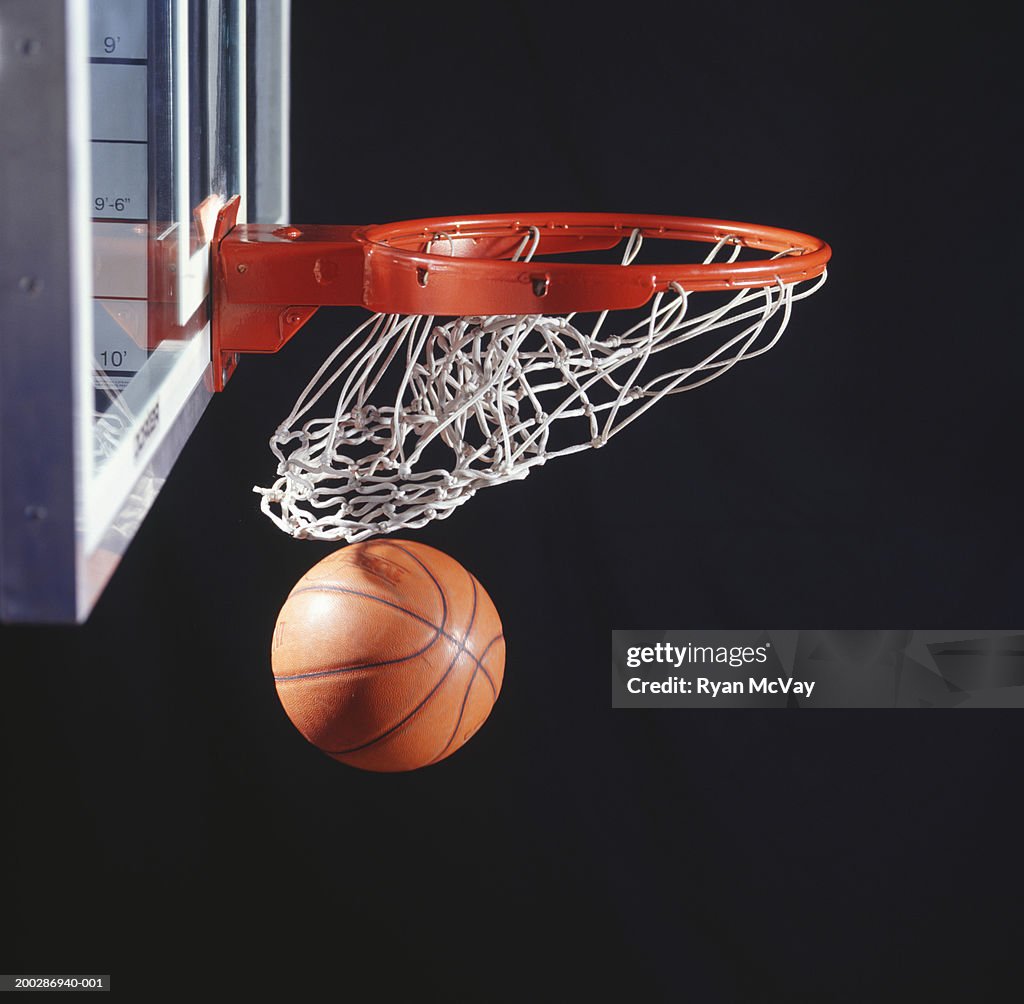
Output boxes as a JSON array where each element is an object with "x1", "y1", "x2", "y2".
[{"x1": 256, "y1": 232, "x2": 827, "y2": 541}]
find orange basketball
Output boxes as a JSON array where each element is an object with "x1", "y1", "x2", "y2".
[{"x1": 271, "y1": 540, "x2": 505, "y2": 772}]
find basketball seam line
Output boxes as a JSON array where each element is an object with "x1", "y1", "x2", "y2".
[
  {"x1": 425, "y1": 572, "x2": 480, "y2": 765},
  {"x1": 275, "y1": 541, "x2": 450, "y2": 681},
  {"x1": 325, "y1": 548, "x2": 477, "y2": 757},
  {"x1": 274, "y1": 586, "x2": 497, "y2": 684},
  {"x1": 274, "y1": 587, "x2": 446, "y2": 681},
  {"x1": 317, "y1": 545, "x2": 473, "y2": 758},
  {"x1": 275, "y1": 581, "x2": 498, "y2": 688},
  {"x1": 429, "y1": 632, "x2": 505, "y2": 765}
]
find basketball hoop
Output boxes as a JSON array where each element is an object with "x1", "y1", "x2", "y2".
[{"x1": 210, "y1": 204, "x2": 831, "y2": 541}]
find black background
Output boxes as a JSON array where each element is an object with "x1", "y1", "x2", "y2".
[{"x1": 2, "y1": 4, "x2": 1021, "y2": 998}]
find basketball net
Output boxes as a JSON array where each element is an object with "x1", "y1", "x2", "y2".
[{"x1": 255, "y1": 230, "x2": 827, "y2": 541}]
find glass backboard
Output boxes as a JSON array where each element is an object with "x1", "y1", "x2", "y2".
[{"x1": 0, "y1": 0, "x2": 290, "y2": 621}]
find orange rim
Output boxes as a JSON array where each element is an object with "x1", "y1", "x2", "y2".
[{"x1": 356, "y1": 212, "x2": 831, "y2": 314}]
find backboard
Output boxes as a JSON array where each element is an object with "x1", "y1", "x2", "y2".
[{"x1": 0, "y1": 0, "x2": 289, "y2": 621}]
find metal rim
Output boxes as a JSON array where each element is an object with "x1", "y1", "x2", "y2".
[{"x1": 356, "y1": 212, "x2": 831, "y2": 314}]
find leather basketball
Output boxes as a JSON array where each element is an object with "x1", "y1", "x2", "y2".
[{"x1": 271, "y1": 540, "x2": 505, "y2": 772}]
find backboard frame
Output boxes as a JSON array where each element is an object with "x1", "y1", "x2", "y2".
[{"x1": 0, "y1": 0, "x2": 290, "y2": 622}]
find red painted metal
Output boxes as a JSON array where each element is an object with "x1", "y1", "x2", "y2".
[{"x1": 210, "y1": 201, "x2": 831, "y2": 389}]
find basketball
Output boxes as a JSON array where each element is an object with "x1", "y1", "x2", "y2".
[{"x1": 271, "y1": 540, "x2": 505, "y2": 772}]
